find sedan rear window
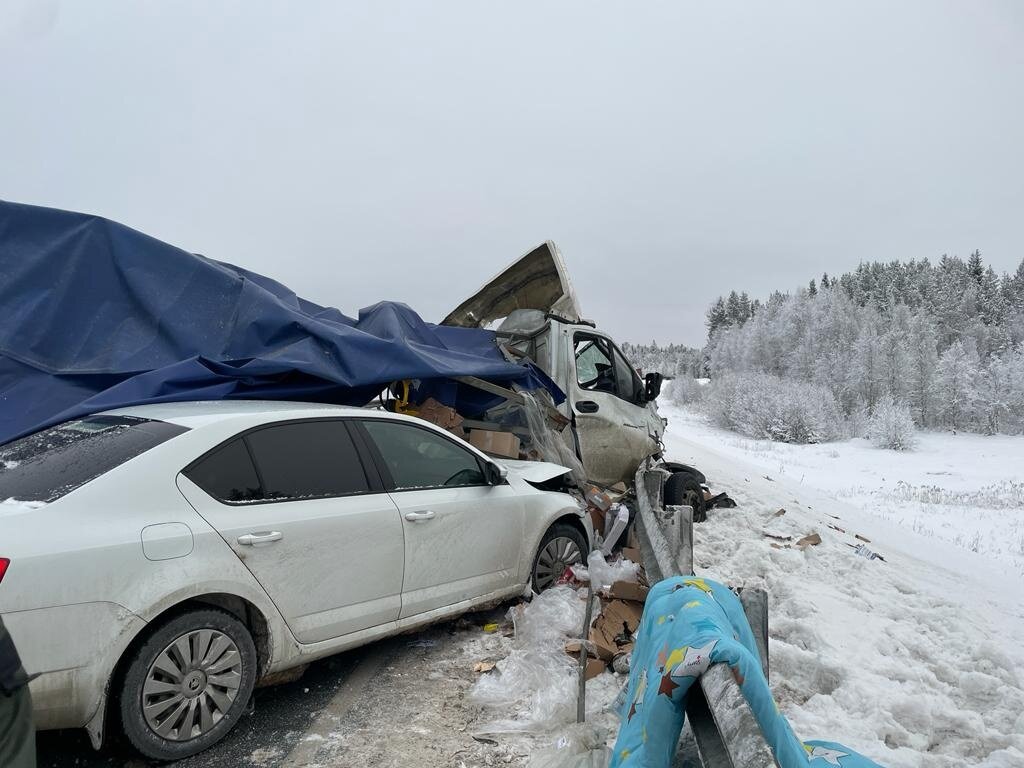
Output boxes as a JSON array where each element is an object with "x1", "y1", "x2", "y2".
[{"x1": 0, "y1": 415, "x2": 189, "y2": 503}]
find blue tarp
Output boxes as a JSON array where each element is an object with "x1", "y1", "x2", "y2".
[{"x1": 0, "y1": 201, "x2": 563, "y2": 445}]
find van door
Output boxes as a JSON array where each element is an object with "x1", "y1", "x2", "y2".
[{"x1": 570, "y1": 332, "x2": 657, "y2": 485}]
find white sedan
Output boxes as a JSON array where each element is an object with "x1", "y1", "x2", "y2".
[{"x1": 0, "y1": 401, "x2": 591, "y2": 760}]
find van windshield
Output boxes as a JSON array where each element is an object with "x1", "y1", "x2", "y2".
[{"x1": 0, "y1": 415, "x2": 188, "y2": 504}]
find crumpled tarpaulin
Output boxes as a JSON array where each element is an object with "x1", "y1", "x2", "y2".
[
  {"x1": 612, "y1": 576, "x2": 885, "y2": 768},
  {"x1": 0, "y1": 200, "x2": 563, "y2": 445}
]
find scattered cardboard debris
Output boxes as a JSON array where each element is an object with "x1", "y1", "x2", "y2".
[
  {"x1": 473, "y1": 661, "x2": 496, "y2": 673},
  {"x1": 796, "y1": 533, "x2": 822, "y2": 548},
  {"x1": 773, "y1": 508, "x2": 786, "y2": 517},
  {"x1": 607, "y1": 580, "x2": 649, "y2": 603},
  {"x1": 584, "y1": 657, "x2": 606, "y2": 681}
]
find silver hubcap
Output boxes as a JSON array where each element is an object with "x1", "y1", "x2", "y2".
[
  {"x1": 535, "y1": 536, "x2": 582, "y2": 590},
  {"x1": 142, "y1": 629, "x2": 243, "y2": 741}
]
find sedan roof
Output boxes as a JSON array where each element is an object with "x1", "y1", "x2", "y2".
[{"x1": 103, "y1": 400, "x2": 374, "y2": 429}]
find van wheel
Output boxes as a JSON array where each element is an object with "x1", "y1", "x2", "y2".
[
  {"x1": 664, "y1": 472, "x2": 707, "y2": 523},
  {"x1": 119, "y1": 608, "x2": 257, "y2": 761},
  {"x1": 532, "y1": 524, "x2": 588, "y2": 592}
]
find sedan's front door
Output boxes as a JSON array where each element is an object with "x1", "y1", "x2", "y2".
[
  {"x1": 357, "y1": 419, "x2": 525, "y2": 619},
  {"x1": 177, "y1": 419, "x2": 404, "y2": 644}
]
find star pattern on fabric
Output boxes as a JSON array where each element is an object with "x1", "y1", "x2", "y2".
[
  {"x1": 807, "y1": 746, "x2": 848, "y2": 765},
  {"x1": 627, "y1": 669, "x2": 648, "y2": 721},
  {"x1": 657, "y1": 673, "x2": 680, "y2": 697},
  {"x1": 682, "y1": 578, "x2": 714, "y2": 594},
  {"x1": 669, "y1": 640, "x2": 717, "y2": 678}
]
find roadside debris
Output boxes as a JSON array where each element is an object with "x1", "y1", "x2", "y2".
[
  {"x1": 527, "y1": 722, "x2": 610, "y2": 768},
  {"x1": 795, "y1": 533, "x2": 822, "y2": 549},
  {"x1": 848, "y1": 543, "x2": 886, "y2": 562}
]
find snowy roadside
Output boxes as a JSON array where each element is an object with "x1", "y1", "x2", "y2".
[{"x1": 660, "y1": 403, "x2": 1024, "y2": 767}]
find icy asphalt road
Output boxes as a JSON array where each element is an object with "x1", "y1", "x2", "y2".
[
  {"x1": 36, "y1": 603, "x2": 516, "y2": 768},
  {"x1": 35, "y1": 641, "x2": 382, "y2": 768}
]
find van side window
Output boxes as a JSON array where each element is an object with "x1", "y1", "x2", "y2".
[{"x1": 575, "y1": 337, "x2": 616, "y2": 394}]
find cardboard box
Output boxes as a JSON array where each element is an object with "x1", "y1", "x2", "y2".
[
  {"x1": 468, "y1": 429, "x2": 521, "y2": 459},
  {"x1": 589, "y1": 599, "x2": 644, "y2": 660},
  {"x1": 608, "y1": 580, "x2": 649, "y2": 603},
  {"x1": 584, "y1": 657, "x2": 607, "y2": 680},
  {"x1": 620, "y1": 546, "x2": 642, "y2": 564},
  {"x1": 416, "y1": 397, "x2": 464, "y2": 435}
]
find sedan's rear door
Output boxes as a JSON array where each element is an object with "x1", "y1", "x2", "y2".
[{"x1": 176, "y1": 419, "x2": 405, "y2": 644}]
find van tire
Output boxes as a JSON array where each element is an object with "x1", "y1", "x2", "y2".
[{"x1": 664, "y1": 472, "x2": 707, "y2": 523}]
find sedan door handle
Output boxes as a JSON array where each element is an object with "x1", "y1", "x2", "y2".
[
  {"x1": 237, "y1": 531, "x2": 283, "y2": 546},
  {"x1": 404, "y1": 510, "x2": 436, "y2": 522},
  {"x1": 576, "y1": 400, "x2": 599, "y2": 414}
]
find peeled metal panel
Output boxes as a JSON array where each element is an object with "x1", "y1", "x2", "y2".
[{"x1": 442, "y1": 241, "x2": 583, "y2": 328}]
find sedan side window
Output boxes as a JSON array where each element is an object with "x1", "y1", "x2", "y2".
[
  {"x1": 184, "y1": 439, "x2": 262, "y2": 503},
  {"x1": 245, "y1": 421, "x2": 369, "y2": 501},
  {"x1": 361, "y1": 420, "x2": 486, "y2": 491},
  {"x1": 185, "y1": 420, "x2": 370, "y2": 504}
]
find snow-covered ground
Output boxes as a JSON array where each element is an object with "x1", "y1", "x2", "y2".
[{"x1": 660, "y1": 402, "x2": 1024, "y2": 767}]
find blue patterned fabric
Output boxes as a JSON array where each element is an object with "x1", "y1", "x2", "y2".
[{"x1": 611, "y1": 576, "x2": 885, "y2": 768}]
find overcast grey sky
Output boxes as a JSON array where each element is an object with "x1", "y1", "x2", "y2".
[{"x1": 2, "y1": 1, "x2": 1022, "y2": 346}]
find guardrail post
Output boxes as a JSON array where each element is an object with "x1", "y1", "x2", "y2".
[{"x1": 634, "y1": 466, "x2": 777, "y2": 768}]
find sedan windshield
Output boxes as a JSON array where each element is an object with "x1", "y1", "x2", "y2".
[{"x1": 0, "y1": 415, "x2": 188, "y2": 504}]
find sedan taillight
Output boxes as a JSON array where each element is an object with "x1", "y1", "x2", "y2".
[{"x1": 0, "y1": 558, "x2": 9, "y2": 584}]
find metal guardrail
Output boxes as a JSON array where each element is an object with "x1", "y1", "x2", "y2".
[{"x1": 634, "y1": 464, "x2": 778, "y2": 768}]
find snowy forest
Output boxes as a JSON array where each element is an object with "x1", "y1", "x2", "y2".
[{"x1": 631, "y1": 252, "x2": 1024, "y2": 445}]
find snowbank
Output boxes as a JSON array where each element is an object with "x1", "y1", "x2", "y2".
[{"x1": 660, "y1": 403, "x2": 1024, "y2": 767}]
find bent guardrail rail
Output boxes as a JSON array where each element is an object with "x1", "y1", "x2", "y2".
[{"x1": 634, "y1": 462, "x2": 777, "y2": 768}]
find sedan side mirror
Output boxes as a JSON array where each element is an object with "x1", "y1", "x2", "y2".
[
  {"x1": 486, "y1": 462, "x2": 509, "y2": 485},
  {"x1": 644, "y1": 372, "x2": 664, "y2": 402}
]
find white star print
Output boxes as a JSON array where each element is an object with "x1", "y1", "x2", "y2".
[
  {"x1": 808, "y1": 746, "x2": 848, "y2": 765},
  {"x1": 670, "y1": 640, "x2": 717, "y2": 678}
]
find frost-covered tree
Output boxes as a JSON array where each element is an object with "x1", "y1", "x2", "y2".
[
  {"x1": 867, "y1": 396, "x2": 918, "y2": 450},
  {"x1": 936, "y1": 341, "x2": 981, "y2": 430},
  {"x1": 700, "y1": 250, "x2": 1024, "y2": 437}
]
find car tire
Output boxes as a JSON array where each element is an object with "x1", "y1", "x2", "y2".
[
  {"x1": 664, "y1": 471, "x2": 707, "y2": 523},
  {"x1": 531, "y1": 523, "x2": 588, "y2": 592},
  {"x1": 119, "y1": 607, "x2": 258, "y2": 761}
]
